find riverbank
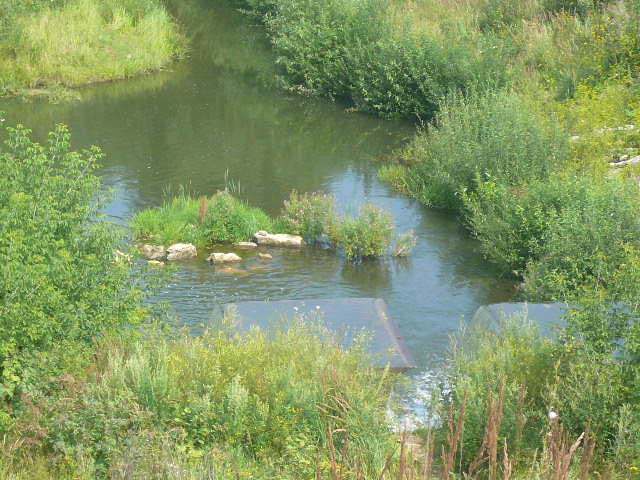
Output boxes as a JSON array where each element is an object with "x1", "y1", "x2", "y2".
[
  {"x1": 232, "y1": 0, "x2": 640, "y2": 474},
  {"x1": 0, "y1": 0, "x2": 186, "y2": 99}
]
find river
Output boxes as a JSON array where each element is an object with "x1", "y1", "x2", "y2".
[{"x1": 0, "y1": 0, "x2": 514, "y2": 389}]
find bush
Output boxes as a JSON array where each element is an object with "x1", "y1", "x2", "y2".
[
  {"x1": 5, "y1": 321, "x2": 397, "y2": 478},
  {"x1": 0, "y1": 122, "x2": 153, "y2": 399},
  {"x1": 523, "y1": 176, "x2": 640, "y2": 299},
  {"x1": 447, "y1": 314, "x2": 640, "y2": 472},
  {"x1": 464, "y1": 174, "x2": 640, "y2": 298},
  {"x1": 131, "y1": 191, "x2": 273, "y2": 246},
  {"x1": 392, "y1": 90, "x2": 568, "y2": 210},
  {"x1": 252, "y1": 0, "x2": 507, "y2": 119},
  {"x1": 333, "y1": 205, "x2": 393, "y2": 260},
  {"x1": 203, "y1": 191, "x2": 274, "y2": 244},
  {"x1": 277, "y1": 190, "x2": 337, "y2": 242},
  {"x1": 449, "y1": 315, "x2": 557, "y2": 467}
]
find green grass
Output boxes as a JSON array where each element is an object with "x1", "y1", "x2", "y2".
[
  {"x1": 0, "y1": 0, "x2": 186, "y2": 97},
  {"x1": 132, "y1": 190, "x2": 403, "y2": 261},
  {"x1": 131, "y1": 191, "x2": 273, "y2": 246},
  {"x1": 1, "y1": 320, "x2": 398, "y2": 479}
]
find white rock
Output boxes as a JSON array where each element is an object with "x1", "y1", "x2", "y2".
[
  {"x1": 254, "y1": 230, "x2": 304, "y2": 247},
  {"x1": 141, "y1": 244, "x2": 166, "y2": 260},
  {"x1": 207, "y1": 252, "x2": 242, "y2": 263},
  {"x1": 609, "y1": 155, "x2": 640, "y2": 167},
  {"x1": 166, "y1": 243, "x2": 197, "y2": 261},
  {"x1": 147, "y1": 260, "x2": 165, "y2": 267},
  {"x1": 114, "y1": 250, "x2": 132, "y2": 263},
  {"x1": 258, "y1": 253, "x2": 273, "y2": 260},
  {"x1": 234, "y1": 242, "x2": 258, "y2": 248}
]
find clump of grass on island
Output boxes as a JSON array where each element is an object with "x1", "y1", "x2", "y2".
[
  {"x1": 131, "y1": 191, "x2": 273, "y2": 246},
  {"x1": 0, "y1": 0, "x2": 186, "y2": 98},
  {"x1": 132, "y1": 190, "x2": 404, "y2": 261}
]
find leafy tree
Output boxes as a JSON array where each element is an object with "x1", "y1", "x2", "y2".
[{"x1": 0, "y1": 121, "x2": 153, "y2": 399}]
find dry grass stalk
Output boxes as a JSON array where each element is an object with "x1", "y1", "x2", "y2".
[
  {"x1": 468, "y1": 380, "x2": 506, "y2": 479},
  {"x1": 544, "y1": 419, "x2": 584, "y2": 480},
  {"x1": 579, "y1": 429, "x2": 596, "y2": 480},
  {"x1": 198, "y1": 197, "x2": 208, "y2": 224},
  {"x1": 502, "y1": 441, "x2": 512, "y2": 480},
  {"x1": 441, "y1": 393, "x2": 468, "y2": 480},
  {"x1": 422, "y1": 431, "x2": 435, "y2": 479}
]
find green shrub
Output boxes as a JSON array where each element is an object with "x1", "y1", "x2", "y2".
[
  {"x1": 0, "y1": 122, "x2": 153, "y2": 398},
  {"x1": 203, "y1": 191, "x2": 273, "y2": 244},
  {"x1": 276, "y1": 191, "x2": 337, "y2": 241},
  {"x1": 523, "y1": 176, "x2": 640, "y2": 300},
  {"x1": 464, "y1": 174, "x2": 640, "y2": 298},
  {"x1": 9, "y1": 321, "x2": 396, "y2": 478},
  {"x1": 333, "y1": 205, "x2": 393, "y2": 260},
  {"x1": 449, "y1": 313, "x2": 640, "y2": 472},
  {"x1": 131, "y1": 191, "x2": 273, "y2": 246},
  {"x1": 252, "y1": 0, "x2": 507, "y2": 119},
  {"x1": 449, "y1": 315, "x2": 558, "y2": 468},
  {"x1": 393, "y1": 90, "x2": 568, "y2": 210}
]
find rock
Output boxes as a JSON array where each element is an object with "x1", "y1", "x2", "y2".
[
  {"x1": 234, "y1": 242, "x2": 258, "y2": 248},
  {"x1": 207, "y1": 252, "x2": 242, "y2": 263},
  {"x1": 114, "y1": 250, "x2": 132, "y2": 263},
  {"x1": 258, "y1": 253, "x2": 273, "y2": 260},
  {"x1": 217, "y1": 266, "x2": 249, "y2": 276},
  {"x1": 609, "y1": 155, "x2": 640, "y2": 167},
  {"x1": 147, "y1": 260, "x2": 165, "y2": 267},
  {"x1": 254, "y1": 230, "x2": 304, "y2": 247},
  {"x1": 166, "y1": 243, "x2": 197, "y2": 261},
  {"x1": 141, "y1": 244, "x2": 166, "y2": 260}
]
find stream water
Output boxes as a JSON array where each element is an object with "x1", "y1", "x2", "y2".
[{"x1": 0, "y1": 0, "x2": 515, "y2": 393}]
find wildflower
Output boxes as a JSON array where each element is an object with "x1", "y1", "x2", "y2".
[
  {"x1": 316, "y1": 305, "x2": 320, "y2": 310},
  {"x1": 548, "y1": 410, "x2": 558, "y2": 420}
]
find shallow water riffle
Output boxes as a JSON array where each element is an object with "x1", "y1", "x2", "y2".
[{"x1": 0, "y1": 0, "x2": 515, "y2": 373}]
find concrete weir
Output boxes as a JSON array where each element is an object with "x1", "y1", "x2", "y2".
[{"x1": 223, "y1": 298, "x2": 416, "y2": 372}]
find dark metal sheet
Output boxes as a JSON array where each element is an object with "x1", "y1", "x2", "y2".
[{"x1": 223, "y1": 298, "x2": 415, "y2": 371}]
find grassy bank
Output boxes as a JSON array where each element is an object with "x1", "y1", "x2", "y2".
[
  {"x1": 131, "y1": 190, "x2": 400, "y2": 260},
  {"x1": 230, "y1": 0, "x2": 640, "y2": 475},
  {"x1": 0, "y1": 0, "x2": 186, "y2": 98}
]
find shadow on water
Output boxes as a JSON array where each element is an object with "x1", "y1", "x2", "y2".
[{"x1": 0, "y1": 0, "x2": 515, "y2": 371}]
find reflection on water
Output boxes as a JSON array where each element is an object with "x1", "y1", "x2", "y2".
[{"x1": 0, "y1": 0, "x2": 515, "y2": 372}]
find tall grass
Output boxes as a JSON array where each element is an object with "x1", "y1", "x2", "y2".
[
  {"x1": 131, "y1": 191, "x2": 273, "y2": 246},
  {"x1": 2, "y1": 320, "x2": 398, "y2": 478},
  {"x1": 388, "y1": 90, "x2": 568, "y2": 211},
  {"x1": 0, "y1": 0, "x2": 186, "y2": 96}
]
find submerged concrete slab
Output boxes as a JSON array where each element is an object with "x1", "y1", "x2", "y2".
[
  {"x1": 224, "y1": 298, "x2": 415, "y2": 371},
  {"x1": 472, "y1": 302, "x2": 569, "y2": 338}
]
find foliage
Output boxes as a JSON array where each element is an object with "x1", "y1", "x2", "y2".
[
  {"x1": 392, "y1": 90, "x2": 567, "y2": 210},
  {"x1": 392, "y1": 230, "x2": 417, "y2": 257},
  {"x1": 131, "y1": 191, "x2": 273, "y2": 246},
  {"x1": 133, "y1": 191, "x2": 400, "y2": 261},
  {"x1": 0, "y1": 122, "x2": 157, "y2": 400},
  {"x1": 0, "y1": 0, "x2": 186, "y2": 97},
  {"x1": 448, "y1": 313, "x2": 640, "y2": 475},
  {"x1": 464, "y1": 173, "x2": 640, "y2": 299},
  {"x1": 245, "y1": 0, "x2": 507, "y2": 119},
  {"x1": 3, "y1": 321, "x2": 397, "y2": 478},
  {"x1": 449, "y1": 315, "x2": 557, "y2": 466},
  {"x1": 332, "y1": 205, "x2": 393, "y2": 261},
  {"x1": 277, "y1": 190, "x2": 337, "y2": 242}
]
